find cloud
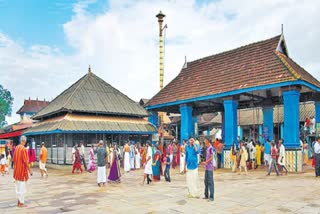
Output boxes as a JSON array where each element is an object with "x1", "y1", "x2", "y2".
[{"x1": 1, "y1": 0, "x2": 320, "y2": 125}]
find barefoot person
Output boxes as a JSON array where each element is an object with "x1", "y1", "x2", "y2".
[
  {"x1": 108, "y1": 143, "x2": 121, "y2": 183},
  {"x1": 39, "y1": 142, "x2": 48, "y2": 177},
  {"x1": 202, "y1": 137, "x2": 214, "y2": 202},
  {"x1": 142, "y1": 141, "x2": 153, "y2": 185},
  {"x1": 95, "y1": 140, "x2": 108, "y2": 187},
  {"x1": 13, "y1": 136, "x2": 33, "y2": 207},
  {"x1": 184, "y1": 137, "x2": 200, "y2": 198}
]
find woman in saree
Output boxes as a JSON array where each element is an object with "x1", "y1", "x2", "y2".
[
  {"x1": 255, "y1": 142, "x2": 261, "y2": 167},
  {"x1": 88, "y1": 145, "x2": 96, "y2": 172},
  {"x1": 140, "y1": 144, "x2": 146, "y2": 167},
  {"x1": 152, "y1": 144, "x2": 161, "y2": 181},
  {"x1": 172, "y1": 143, "x2": 178, "y2": 169},
  {"x1": 72, "y1": 147, "x2": 83, "y2": 173},
  {"x1": 108, "y1": 144, "x2": 121, "y2": 183}
]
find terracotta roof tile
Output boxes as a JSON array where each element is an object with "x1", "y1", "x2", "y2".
[
  {"x1": 16, "y1": 99, "x2": 49, "y2": 114},
  {"x1": 147, "y1": 35, "x2": 320, "y2": 107}
]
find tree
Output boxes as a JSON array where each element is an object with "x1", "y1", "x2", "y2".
[{"x1": 0, "y1": 84, "x2": 14, "y2": 127}]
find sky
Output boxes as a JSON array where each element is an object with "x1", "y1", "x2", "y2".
[{"x1": 0, "y1": 0, "x2": 320, "y2": 125}]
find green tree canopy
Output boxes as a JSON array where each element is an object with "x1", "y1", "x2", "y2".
[{"x1": 0, "y1": 84, "x2": 14, "y2": 127}]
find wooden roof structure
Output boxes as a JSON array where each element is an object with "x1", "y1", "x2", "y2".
[{"x1": 16, "y1": 98, "x2": 49, "y2": 115}]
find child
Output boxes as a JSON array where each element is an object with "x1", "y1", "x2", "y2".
[
  {"x1": 164, "y1": 153, "x2": 171, "y2": 182},
  {"x1": 0, "y1": 154, "x2": 5, "y2": 176}
]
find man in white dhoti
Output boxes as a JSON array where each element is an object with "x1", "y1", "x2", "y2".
[
  {"x1": 94, "y1": 141, "x2": 108, "y2": 187},
  {"x1": 278, "y1": 140, "x2": 288, "y2": 175},
  {"x1": 180, "y1": 140, "x2": 186, "y2": 174},
  {"x1": 129, "y1": 142, "x2": 135, "y2": 170},
  {"x1": 184, "y1": 137, "x2": 200, "y2": 198},
  {"x1": 143, "y1": 141, "x2": 153, "y2": 185},
  {"x1": 123, "y1": 142, "x2": 131, "y2": 172},
  {"x1": 135, "y1": 144, "x2": 141, "y2": 169}
]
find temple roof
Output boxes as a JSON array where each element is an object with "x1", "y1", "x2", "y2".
[
  {"x1": 146, "y1": 35, "x2": 320, "y2": 108},
  {"x1": 25, "y1": 113, "x2": 156, "y2": 135},
  {"x1": 33, "y1": 71, "x2": 150, "y2": 120},
  {"x1": 16, "y1": 98, "x2": 49, "y2": 114}
]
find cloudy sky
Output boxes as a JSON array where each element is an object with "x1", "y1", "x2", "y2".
[{"x1": 0, "y1": 0, "x2": 319, "y2": 125}]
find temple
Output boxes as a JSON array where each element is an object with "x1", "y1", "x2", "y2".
[
  {"x1": 24, "y1": 68, "x2": 156, "y2": 164},
  {"x1": 146, "y1": 34, "x2": 320, "y2": 172}
]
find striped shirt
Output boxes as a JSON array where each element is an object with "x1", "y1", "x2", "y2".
[{"x1": 13, "y1": 145, "x2": 29, "y2": 181}]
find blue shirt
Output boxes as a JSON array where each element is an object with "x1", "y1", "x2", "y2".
[
  {"x1": 165, "y1": 157, "x2": 170, "y2": 169},
  {"x1": 264, "y1": 142, "x2": 270, "y2": 154},
  {"x1": 185, "y1": 144, "x2": 198, "y2": 170}
]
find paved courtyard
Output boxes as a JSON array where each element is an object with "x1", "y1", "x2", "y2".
[{"x1": 1, "y1": 166, "x2": 320, "y2": 214}]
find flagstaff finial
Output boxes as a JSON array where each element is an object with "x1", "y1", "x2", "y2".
[
  {"x1": 281, "y1": 24, "x2": 283, "y2": 35},
  {"x1": 88, "y1": 65, "x2": 91, "y2": 73}
]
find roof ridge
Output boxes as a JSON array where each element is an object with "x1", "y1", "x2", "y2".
[
  {"x1": 274, "y1": 51, "x2": 301, "y2": 79},
  {"x1": 187, "y1": 35, "x2": 281, "y2": 65}
]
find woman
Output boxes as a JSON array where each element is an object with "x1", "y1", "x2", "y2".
[
  {"x1": 140, "y1": 144, "x2": 146, "y2": 167},
  {"x1": 230, "y1": 143, "x2": 237, "y2": 172},
  {"x1": 87, "y1": 145, "x2": 96, "y2": 172},
  {"x1": 152, "y1": 145, "x2": 161, "y2": 181},
  {"x1": 303, "y1": 140, "x2": 308, "y2": 165},
  {"x1": 172, "y1": 143, "x2": 178, "y2": 169},
  {"x1": 72, "y1": 146, "x2": 83, "y2": 173},
  {"x1": 239, "y1": 143, "x2": 248, "y2": 175},
  {"x1": 135, "y1": 144, "x2": 141, "y2": 169},
  {"x1": 108, "y1": 144, "x2": 121, "y2": 183},
  {"x1": 255, "y1": 142, "x2": 261, "y2": 167},
  {"x1": 260, "y1": 143, "x2": 265, "y2": 166}
]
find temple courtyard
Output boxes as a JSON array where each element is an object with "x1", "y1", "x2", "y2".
[{"x1": 0, "y1": 166, "x2": 320, "y2": 214}]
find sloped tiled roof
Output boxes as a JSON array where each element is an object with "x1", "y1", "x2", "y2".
[
  {"x1": 16, "y1": 99, "x2": 49, "y2": 114},
  {"x1": 25, "y1": 113, "x2": 156, "y2": 134},
  {"x1": 33, "y1": 71, "x2": 149, "y2": 120},
  {"x1": 147, "y1": 35, "x2": 320, "y2": 107}
]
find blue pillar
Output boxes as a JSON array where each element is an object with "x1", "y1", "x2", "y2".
[
  {"x1": 238, "y1": 126, "x2": 243, "y2": 141},
  {"x1": 280, "y1": 123, "x2": 284, "y2": 140},
  {"x1": 263, "y1": 106, "x2": 274, "y2": 141},
  {"x1": 283, "y1": 90, "x2": 300, "y2": 149},
  {"x1": 180, "y1": 105, "x2": 193, "y2": 144},
  {"x1": 148, "y1": 111, "x2": 158, "y2": 128},
  {"x1": 221, "y1": 111, "x2": 225, "y2": 142},
  {"x1": 316, "y1": 102, "x2": 320, "y2": 126},
  {"x1": 258, "y1": 125, "x2": 263, "y2": 143},
  {"x1": 223, "y1": 100, "x2": 238, "y2": 149}
]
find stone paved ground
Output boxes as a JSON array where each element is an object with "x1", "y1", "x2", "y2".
[{"x1": 1, "y1": 166, "x2": 320, "y2": 214}]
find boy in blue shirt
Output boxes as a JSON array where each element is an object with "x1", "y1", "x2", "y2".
[{"x1": 164, "y1": 153, "x2": 171, "y2": 182}]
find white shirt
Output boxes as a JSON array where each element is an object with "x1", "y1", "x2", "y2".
[
  {"x1": 314, "y1": 142, "x2": 320, "y2": 154},
  {"x1": 0, "y1": 158, "x2": 5, "y2": 165},
  {"x1": 146, "y1": 146, "x2": 152, "y2": 165},
  {"x1": 279, "y1": 144, "x2": 285, "y2": 157}
]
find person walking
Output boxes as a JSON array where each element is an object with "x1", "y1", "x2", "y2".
[
  {"x1": 184, "y1": 137, "x2": 200, "y2": 198},
  {"x1": 180, "y1": 140, "x2": 186, "y2": 174},
  {"x1": 164, "y1": 153, "x2": 171, "y2": 182},
  {"x1": 314, "y1": 137, "x2": 320, "y2": 177},
  {"x1": 87, "y1": 145, "x2": 96, "y2": 172},
  {"x1": 95, "y1": 141, "x2": 108, "y2": 187},
  {"x1": 267, "y1": 142, "x2": 279, "y2": 176},
  {"x1": 108, "y1": 143, "x2": 121, "y2": 183},
  {"x1": 39, "y1": 142, "x2": 48, "y2": 177},
  {"x1": 13, "y1": 136, "x2": 33, "y2": 207},
  {"x1": 142, "y1": 141, "x2": 153, "y2": 185},
  {"x1": 123, "y1": 142, "x2": 131, "y2": 172},
  {"x1": 239, "y1": 143, "x2": 248, "y2": 175},
  {"x1": 80, "y1": 142, "x2": 87, "y2": 171},
  {"x1": 230, "y1": 143, "x2": 237, "y2": 173},
  {"x1": 278, "y1": 140, "x2": 288, "y2": 175},
  {"x1": 202, "y1": 137, "x2": 214, "y2": 202},
  {"x1": 72, "y1": 145, "x2": 83, "y2": 174}
]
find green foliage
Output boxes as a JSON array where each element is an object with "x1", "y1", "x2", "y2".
[{"x1": 0, "y1": 85, "x2": 14, "y2": 127}]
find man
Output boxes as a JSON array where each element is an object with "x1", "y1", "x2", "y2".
[
  {"x1": 202, "y1": 137, "x2": 214, "y2": 202},
  {"x1": 278, "y1": 140, "x2": 288, "y2": 175},
  {"x1": 39, "y1": 142, "x2": 48, "y2": 177},
  {"x1": 123, "y1": 142, "x2": 130, "y2": 172},
  {"x1": 314, "y1": 137, "x2": 320, "y2": 177},
  {"x1": 13, "y1": 136, "x2": 33, "y2": 207},
  {"x1": 180, "y1": 140, "x2": 187, "y2": 174},
  {"x1": 142, "y1": 141, "x2": 153, "y2": 185},
  {"x1": 184, "y1": 137, "x2": 199, "y2": 198},
  {"x1": 310, "y1": 116, "x2": 316, "y2": 134},
  {"x1": 264, "y1": 139, "x2": 271, "y2": 166},
  {"x1": 267, "y1": 142, "x2": 279, "y2": 176},
  {"x1": 80, "y1": 142, "x2": 87, "y2": 171},
  {"x1": 129, "y1": 142, "x2": 135, "y2": 170},
  {"x1": 94, "y1": 140, "x2": 108, "y2": 187}
]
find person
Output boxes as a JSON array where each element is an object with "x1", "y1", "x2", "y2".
[
  {"x1": 230, "y1": 143, "x2": 237, "y2": 173},
  {"x1": 135, "y1": 144, "x2": 141, "y2": 169},
  {"x1": 142, "y1": 141, "x2": 153, "y2": 185},
  {"x1": 184, "y1": 137, "x2": 200, "y2": 198},
  {"x1": 80, "y1": 142, "x2": 87, "y2": 171},
  {"x1": 201, "y1": 137, "x2": 214, "y2": 201},
  {"x1": 278, "y1": 140, "x2": 288, "y2": 175},
  {"x1": 250, "y1": 142, "x2": 256, "y2": 170},
  {"x1": 95, "y1": 141, "x2": 108, "y2": 187},
  {"x1": 140, "y1": 144, "x2": 146, "y2": 167},
  {"x1": 164, "y1": 153, "x2": 171, "y2": 182},
  {"x1": 180, "y1": 140, "x2": 186, "y2": 174},
  {"x1": 28, "y1": 140, "x2": 36, "y2": 168},
  {"x1": 87, "y1": 145, "x2": 96, "y2": 172},
  {"x1": 129, "y1": 142, "x2": 135, "y2": 170},
  {"x1": 303, "y1": 140, "x2": 309, "y2": 165},
  {"x1": 39, "y1": 142, "x2": 48, "y2": 177},
  {"x1": 267, "y1": 142, "x2": 279, "y2": 176},
  {"x1": 314, "y1": 137, "x2": 320, "y2": 177},
  {"x1": 304, "y1": 117, "x2": 310, "y2": 135},
  {"x1": 172, "y1": 142, "x2": 178, "y2": 169},
  {"x1": 255, "y1": 142, "x2": 261, "y2": 168},
  {"x1": 0, "y1": 154, "x2": 5, "y2": 176},
  {"x1": 72, "y1": 145, "x2": 83, "y2": 174},
  {"x1": 108, "y1": 143, "x2": 121, "y2": 183},
  {"x1": 106, "y1": 143, "x2": 111, "y2": 168},
  {"x1": 152, "y1": 144, "x2": 161, "y2": 181},
  {"x1": 168, "y1": 141, "x2": 173, "y2": 164},
  {"x1": 239, "y1": 143, "x2": 248, "y2": 175},
  {"x1": 13, "y1": 135, "x2": 33, "y2": 207},
  {"x1": 123, "y1": 142, "x2": 130, "y2": 172},
  {"x1": 264, "y1": 139, "x2": 271, "y2": 166},
  {"x1": 310, "y1": 116, "x2": 316, "y2": 134},
  {"x1": 195, "y1": 138, "x2": 201, "y2": 164}
]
